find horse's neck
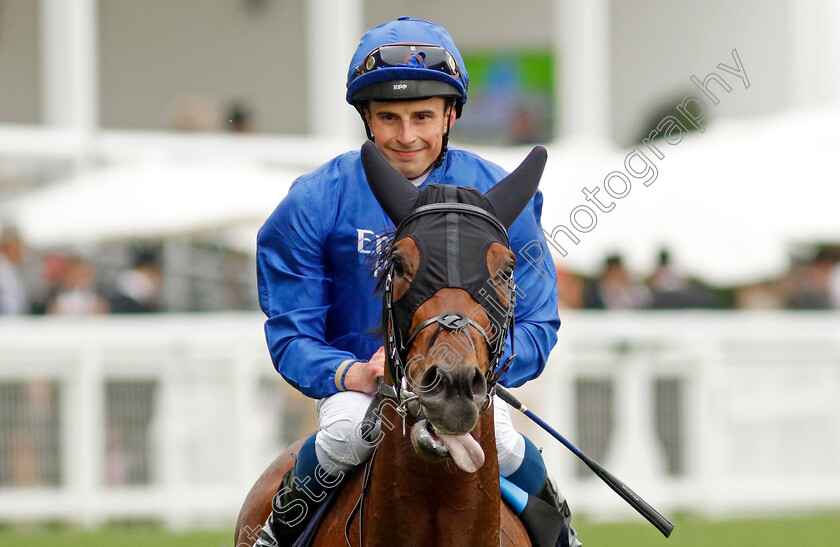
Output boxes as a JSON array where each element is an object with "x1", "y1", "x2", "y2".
[{"x1": 362, "y1": 404, "x2": 501, "y2": 546}]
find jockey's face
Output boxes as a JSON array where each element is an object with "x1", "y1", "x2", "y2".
[{"x1": 365, "y1": 97, "x2": 456, "y2": 180}]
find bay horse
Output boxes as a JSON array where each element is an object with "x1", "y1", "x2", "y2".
[{"x1": 236, "y1": 142, "x2": 548, "y2": 547}]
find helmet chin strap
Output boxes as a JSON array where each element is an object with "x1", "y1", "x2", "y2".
[
  {"x1": 357, "y1": 105, "x2": 375, "y2": 141},
  {"x1": 433, "y1": 101, "x2": 456, "y2": 168},
  {"x1": 433, "y1": 131, "x2": 449, "y2": 169}
]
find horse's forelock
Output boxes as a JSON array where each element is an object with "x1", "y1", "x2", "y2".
[{"x1": 371, "y1": 229, "x2": 396, "y2": 295}]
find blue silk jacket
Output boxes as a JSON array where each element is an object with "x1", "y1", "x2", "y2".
[{"x1": 257, "y1": 146, "x2": 560, "y2": 399}]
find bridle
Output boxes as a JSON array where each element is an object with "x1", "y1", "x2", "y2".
[
  {"x1": 381, "y1": 201, "x2": 518, "y2": 407},
  {"x1": 345, "y1": 200, "x2": 519, "y2": 545}
]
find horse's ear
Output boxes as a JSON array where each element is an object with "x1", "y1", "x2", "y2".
[
  {"x1": 361, "y1": 140, "x2": 420, "y2": 226},
  {"x1": 485, "y1": 146, "x2": 548, "y2": 229}
]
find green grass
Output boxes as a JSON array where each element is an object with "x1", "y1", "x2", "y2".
[
  {"x1": 575, "y1": 512, "x2": 840, "y2": 546},
  {"x1": 1, "y1": 513, "x2": 839, "y2": 546},
  {"x1": 0, "y1": 525, "x2": 233, "y2": 547}
]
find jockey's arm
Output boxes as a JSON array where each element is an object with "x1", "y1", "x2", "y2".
[
  {"x1": 496, "y1": 190, "x2": 561, "y2": 388},
  {"x1": 257, "y1": 180, "x2": 363, "y2": 400}
]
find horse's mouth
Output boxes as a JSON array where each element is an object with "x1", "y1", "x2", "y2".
[{"x1": 409, "y1": 418, "x2": 485, "y2": 473}]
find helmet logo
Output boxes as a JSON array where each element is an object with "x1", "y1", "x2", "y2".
[{"x1": 393, "y1": 84, "x2": 408, "y2": 90}]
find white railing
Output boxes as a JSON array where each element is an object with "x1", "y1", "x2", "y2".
[
  {"x1": 0, "y1": 311, "x2": 839, "y2": 528},
  {"x1": 527, "y1": 311, "x2": 840, "y2": 521}
]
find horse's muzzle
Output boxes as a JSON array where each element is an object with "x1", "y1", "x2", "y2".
[{"x1": 414, "y1": 363, "x2": 487, "y2": 435}]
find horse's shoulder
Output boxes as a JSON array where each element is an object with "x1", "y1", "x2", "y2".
[
  {"x1": 312, "y1": 469, "x2": 366, "y2": 546},
  {"x1": 500, "y1": 498, "x2": 532, "y2": 547},
  {"x1": 234, "y1": 436, "x2": 307, "y2": 547}
]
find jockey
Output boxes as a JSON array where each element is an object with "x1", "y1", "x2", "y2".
[{"x1": 256, "y1": 17, "x2": 580, "y2": 546}]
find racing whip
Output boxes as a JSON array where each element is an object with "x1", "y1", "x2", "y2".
[{"x1": 494, "y1": 384, "x2": 675, "y2": 538}]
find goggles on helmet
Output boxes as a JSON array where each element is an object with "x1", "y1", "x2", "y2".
[{"x1": 350, "y1": 43, "x2": 461, "y2": 85}]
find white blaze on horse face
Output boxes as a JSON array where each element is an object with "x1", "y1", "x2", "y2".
[{"x1": 408, "y1": 293, "x2": 487, "y2": 371}]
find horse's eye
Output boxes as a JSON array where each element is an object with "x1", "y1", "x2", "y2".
[{"x1": 392, "y1": 256, "x2": 405, "y2": 277}]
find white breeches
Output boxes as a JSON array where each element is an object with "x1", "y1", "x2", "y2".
[{"x1": 313, "y1": 391, "x2": 526, "y2": 475}]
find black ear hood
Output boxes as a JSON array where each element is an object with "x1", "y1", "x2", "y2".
[
  {"x1": 361, "y1": 140, "x2": 547, "y2": 230},
  {"x1": 485, "y1": 145, "x2": 547, "y2": 229},
  {"x1": 360, "y1": 140, "x2": 420, "y2": 226},
  {"x1": 362, "y1": 141, "x2": 548, "y2": 355}
]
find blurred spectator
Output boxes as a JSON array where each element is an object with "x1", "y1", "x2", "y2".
[
  {"x1": 48, "y1": 256, "x2": 109, "y2": 314},
  {"x1": 171, "y1": 95, "x2": 221, "y2": 131},
  {"x1": 226, "y1": 102, "x2": 255, "y2": 132},
  {"x1": 734, "y1": 281, "x2": 784, "y2": 310},
  {"x1": 647, "y1": 248, "x2": 720, "y2": 309},
  {"x1": 648, "y1": 249, "x2": 686, "y2": 294},
  {"x1": 784, "y1": 249, "x2": 836, "y2": 310},
  {"x1": 29, "y1": 251, "x2": 72, "y2": 315},
  {"x1": 583, "y1": 254, "x2": 650, "y2": 309},
  {"x1": 0, "y1": 230, "x2": 59, "y2": 488},
  {"x1": 2, "y1": 380, "x2": 58, "y2": 487},
  {"x1": 555, "y1": 263, "x2": 583, "y2": 309},
  {"x1": 108, "y1": 249, "x2": 164, "y2": 313},
  {"x1": 509, "y1": 103, "x2": 541, "y2": 145},
  {"x1": 830, "y1": 260, "x2": 840, "y2": 309},
  {"x1": 0, "y1": 226, "x2": 29, "y2": 314}
]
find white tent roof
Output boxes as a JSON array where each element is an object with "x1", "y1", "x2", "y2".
[
  {"x1": 533, "y1": 106, "x2": 840, "y2": 285},
  {"x1": 1, "y1": 160, "x2": 297, "y2": 248}
]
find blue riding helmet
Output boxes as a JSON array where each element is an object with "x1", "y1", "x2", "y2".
[{"x1": 346, "y1": 17, "x2": 470, "y2": 117}]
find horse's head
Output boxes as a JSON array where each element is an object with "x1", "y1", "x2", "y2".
[{"x1": 362, "y1": 141, "x2": 546, "y2": 472}]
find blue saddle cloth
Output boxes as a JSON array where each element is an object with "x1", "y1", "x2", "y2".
[
  {"x1": 290, "y1": 480, "x2": 343, "y2": 547},
  {"x1": 500, "y1": 476, "x2": 568, "y2": 547}
]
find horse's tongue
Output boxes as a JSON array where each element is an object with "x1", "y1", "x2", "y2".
[{"x1": 436, "y1": 432, "x2": 485, "y2": 473}]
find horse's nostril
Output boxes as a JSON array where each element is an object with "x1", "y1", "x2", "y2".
[
  {"x1": 469, "y1": 367, "x2": 486, "y2": 397},
  {"x1": 419, "y1": 365, "x2": 444, "y2": 395}
]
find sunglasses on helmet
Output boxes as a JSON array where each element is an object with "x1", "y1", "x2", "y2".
[{"x1": 352, "y1": 43, "x2": 461, "y2": 82}]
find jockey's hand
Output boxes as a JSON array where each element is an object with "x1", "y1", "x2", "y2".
[{"x1": 344, "y1": 347, "x2": 385, "y2": 394}]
